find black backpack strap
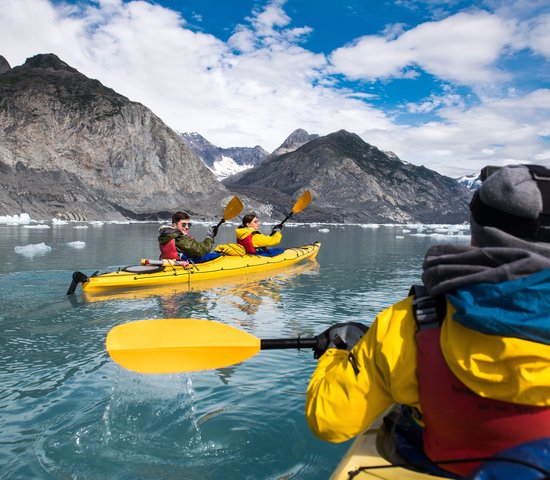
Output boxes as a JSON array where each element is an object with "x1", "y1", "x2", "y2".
[{"x1": 409, "y1": 284, "x2": 446, "y2": 330}]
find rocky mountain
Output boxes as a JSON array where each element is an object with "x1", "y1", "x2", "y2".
[
  {"x1": 180, "y1": 132, "x2": 268, "y2": 180},
  {"x1": 269, "y1": 128, "x2": 319, "y2": 157},
  {"x1": 0, "y1": 53, "x2": 471, "y2": 225},
  {"x1": 456, "y1": 173, "x2": 481, "y2": 191},
  {"x1": 222, "y1": 128, "x2": 319, "y2": 186},
  {"x1": 0, "y1": 56, "x2": 10, "y2": 75},
  {"x1": 0, "y1": 53, "x2": 231, "y2": 221},
  {"x1": 224, "y1": 130, "x2": 470, "y2": 223}
]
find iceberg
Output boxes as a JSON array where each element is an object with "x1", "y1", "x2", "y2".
[
  {"x1": 23, "y1": 224, "x2": 50, "y2": 229},
  {"x1": 14, "y1": 242, "x2": 52, "y2": 257},
  {"x1": 52, "y1": 218, "x2": 69, "y2": 225},
  {"x1": 0, "y1": 213, "x2": 32, "y2": 225},
  {"x1": 67, "y1": 241, "x2": 86, "y2": 249}
]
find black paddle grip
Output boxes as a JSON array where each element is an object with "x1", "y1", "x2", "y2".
[{"x1": 260, "y1": 337, "x2": 317, "y2": 350}]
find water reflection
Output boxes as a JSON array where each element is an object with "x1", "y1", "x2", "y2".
[{"x1": 2, "y1": 224, "x2": 472, "y2": 480}]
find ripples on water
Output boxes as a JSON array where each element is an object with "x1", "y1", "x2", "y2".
[{"x1": 0, "y1": 222, "x2": 469, "y2": 479}]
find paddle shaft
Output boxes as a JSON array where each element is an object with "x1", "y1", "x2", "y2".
[
  {"x1": 276, "y1": 212, "x2": 293, "y2": 229},
  {"x1": 214, "y1": 196, "x2": 244, "y2": 230},
  {"x1": 275, "y1": 191, "x2": 312, "y2": 229},
  {"x1": 260, "y1": 337, "x2": 316, "y2": 350}
]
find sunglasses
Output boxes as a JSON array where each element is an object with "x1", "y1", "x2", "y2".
[{"x1": 180, "y1": 222, "x2": 192, "y2": 228}]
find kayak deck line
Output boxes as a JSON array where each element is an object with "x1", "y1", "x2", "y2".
[
  {"x1": 330, "y1": 412, "x2": 448, "y2": 480},
  {"x1": 67, "y1": 242, "x2": 321, "y2": 294}
]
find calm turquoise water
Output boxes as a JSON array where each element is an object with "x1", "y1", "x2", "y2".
[{"x1": 0, "y1": 221, "x2": 469, "y2": 479}]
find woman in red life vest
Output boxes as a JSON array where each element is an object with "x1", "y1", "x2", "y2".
[
  {"x1": 158, "y1": 211, "x2": 216, "y2": 260},
  {"x1": 306, "y1": 165, "x2": 550, "y2": 478},
  {"x1": 235, "y1": 212, "x2": 282, "y2": 254}
]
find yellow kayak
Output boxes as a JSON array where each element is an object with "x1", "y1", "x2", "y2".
[
  {"x1": 68, "y1": 242, "x2": 320, "y2": 294},
  {"x1": 82, "y1": 260, "x2": 319, "y2": 302},
  {"x1": 331, "y1": 421, "x2": 447, "y2": 480}
]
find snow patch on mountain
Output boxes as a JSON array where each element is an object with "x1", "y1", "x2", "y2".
[
  {"x1": 456, "y1": 173, "x2": 481, "y2": 191},
  {"x1": 209, "y1": 156, "x2": 253, "y2": 180}
]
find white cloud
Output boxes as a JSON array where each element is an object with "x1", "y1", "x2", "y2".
[
  {"x1": 363, "y1": 89, "x2": 550, "y2": 176},
  {"x1": 406, "y1": 91, "x2": 465, "y2": 113},
  {"x1": 0, "y1": 0, "x2": 392, "y2": 152},
  {"x1": 0, "y1": 0, "x2": 549, "y2": 178},
  {"x1": 330, "y1": 11, "x2": 518, "y2": 85},
  {"x1": 525, "y1": 13, "x2": 550, "y2": 58},
  {"x1": 229, "y1": 0, "x2": 312, "y2": 53}
]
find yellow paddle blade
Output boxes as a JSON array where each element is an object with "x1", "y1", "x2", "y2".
[
  {"x1": 223, "y1": 196, "x2": 244, "y2": 221},
  {"x1": 291, "y1": 190, "x2": 312, "y2": 214},
  {"x1": 106, "y1": 318, "x2": 261, "y2": 374}
]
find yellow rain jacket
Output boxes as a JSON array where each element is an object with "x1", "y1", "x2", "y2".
[
  {"x1": 306, "y1": 294, "x2": 550, "y2": 443},
  {"x1": 235, "y1": 227, "x2": 282, "y2": 251}
]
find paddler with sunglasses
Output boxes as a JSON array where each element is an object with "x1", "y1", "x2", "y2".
[{"x1": 158, "y1": 211, "x2": 217, "y2": 260}]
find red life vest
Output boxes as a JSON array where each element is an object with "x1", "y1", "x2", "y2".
[
  {"x1": 416, "y1": 321, "x2": 550, "y2": 476},
  {"x1": 159, "y1": 238, "x2": 179, "y2": 260},
  {"x1": 237, "y1": 231, "x2": 257, "y2": 254}
]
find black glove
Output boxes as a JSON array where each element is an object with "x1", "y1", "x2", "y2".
[
  {"x1": 271, "y1": 223, "x2": 283, "y2": 236},
  {"x1": 313, "y1": 322, "x2": 368, "y2": 359},
  {"x1": 207, "y1": 225, "x2": 218, "y2": 239}
]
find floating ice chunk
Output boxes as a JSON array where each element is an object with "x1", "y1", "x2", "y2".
[
  {"x1": 90, "y1": 221, "x2": 104, "y2": 226},
  {"x1": 23, "y1": 224, "x2": 50, "y2": 229},
  {"x1": 73, "y1": 225, "x2": 88, "y2": 229},
  {"x1": 318, "y1": 228, "x2": 330, "y2": 233},
  {"x1": 14, "y1": 242, "x2": 52, "y2": 257},
  {"x1": 396, "y1": 236, "x2": 405, "y2": 239},
  {"x1": 67, "y1": 241, "x2": 86, "y2": 249},
  {"x1": 0, "y1": 213, "x2": 32, "y2": 225},
  {"x1": 361, "y1": 224, "x2": 380, "y2": 229},
  {"x1": 52, "y1": 218, "x2": 69, "y2": 225}
]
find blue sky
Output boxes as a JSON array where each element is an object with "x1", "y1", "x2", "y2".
[{"x1": 1, "y1": 0, "x2": 549, "y2": 176}]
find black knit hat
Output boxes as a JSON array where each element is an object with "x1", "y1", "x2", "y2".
[{"x1": 470, "y1": 164, "x2": 550, "y2": 255}]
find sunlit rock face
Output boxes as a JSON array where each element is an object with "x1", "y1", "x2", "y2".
[{"x1": 0, "y1": 54, "x2": 229, "y2": 221}]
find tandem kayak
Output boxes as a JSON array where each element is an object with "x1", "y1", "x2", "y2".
[
  {"x1": 330, "y1": 417, "x2": 447, "y2": 480},
  {"x1": 68, "y1": 242, "x2": 320, "y2": 294}
]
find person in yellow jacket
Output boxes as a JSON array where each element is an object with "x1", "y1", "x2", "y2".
[
  {"x1": 235, "y1": 212, "x2": 282, "y2": 254},
  {"x1": 306, "y1": 165, "x2": 550, "y2": 478}
]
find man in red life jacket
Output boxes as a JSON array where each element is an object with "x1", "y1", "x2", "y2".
[
  {"x1": 306, "y1": 165, "x2": 550, "y2": 478},
  {"x1": 158, "y1": 211, "x2": 216, "y2": 260}
]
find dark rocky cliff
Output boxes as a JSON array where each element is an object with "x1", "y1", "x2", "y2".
[{"x1": 0, "y1": 54, "x2": 230, "y2": 221}]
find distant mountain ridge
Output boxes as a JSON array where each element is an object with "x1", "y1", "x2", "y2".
[
  {"x1": 0, "y1": 53, "x2": 470, "y2": 224},
  {"x1": 225, "y1": 130, "x2": 470, "y2": 223},
  {"x1": 456, "y1": 173, "x2": 481, "y2": 191},
  {"x1": 180, "y1": 132, "x2": 268, "y2": 180}
]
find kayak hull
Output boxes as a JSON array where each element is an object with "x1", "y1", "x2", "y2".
[
  {"x1": 330, "y1": 416, "x2": 447, "y2": 480},
  {"x1": 80, "y1": 242, "x2": 320, "y2": 293}
]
